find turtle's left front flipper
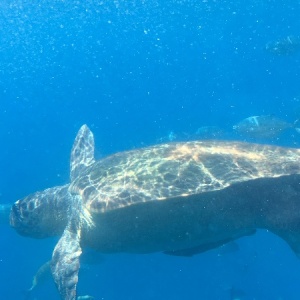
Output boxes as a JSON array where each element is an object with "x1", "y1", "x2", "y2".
[{"x1": 51, "y1": 217, "x2": 82, "y2": 300}]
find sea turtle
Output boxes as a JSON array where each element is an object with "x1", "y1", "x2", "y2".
[
  {"x1": 265, "y1": 35, "x2": 300, "y2": 55},
  {"x1": 10, "y1": 124, "x2": 300, "y2": 299},
  {"x1": 233, "y1": 115, "x2": 300, "y2": 139}
]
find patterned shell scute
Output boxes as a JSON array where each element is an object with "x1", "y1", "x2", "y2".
[{"x1": 69, "y1": 141, "x2": 300, "y2": 213}]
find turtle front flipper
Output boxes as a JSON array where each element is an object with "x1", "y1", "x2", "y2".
[
  {"x1": 51, "y1": 218, "x2": 82, "y2": 300},
  {"x1": 70, "y1": 124, "x2": 95, "y2": 182}
]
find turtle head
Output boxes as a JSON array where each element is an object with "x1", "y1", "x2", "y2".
[{"x1": 10, "y1": 185, "x2": 71, "y2": 238}]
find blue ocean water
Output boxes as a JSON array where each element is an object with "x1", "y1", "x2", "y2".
[{"x1": 1, "y1": 0, "x2": 300, "y2": 299}]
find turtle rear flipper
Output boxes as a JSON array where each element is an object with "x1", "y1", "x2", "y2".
[{"x1": 51, "y1": 219, "x2": 82, "y2": 300}]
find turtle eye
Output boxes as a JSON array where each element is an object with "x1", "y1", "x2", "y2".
[
  {"x1": 28, "y1": 201, "x2": 35, "y2": 211},
  {"x1": 21, "y1": 201, "x2": 28, "y2": 211}
]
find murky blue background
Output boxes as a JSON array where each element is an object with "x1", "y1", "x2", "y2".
[{"x1": 1, "y1": 0, "x2": 300, "y2": 299}]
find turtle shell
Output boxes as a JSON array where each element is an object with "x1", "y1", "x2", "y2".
[{"x1": 69, "y1": 141, "x2": 300, "y2": 214}]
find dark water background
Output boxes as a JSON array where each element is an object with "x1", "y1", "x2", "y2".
[{"x1": 1, "y1": 0, "x2": 300, "y2": 299}]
